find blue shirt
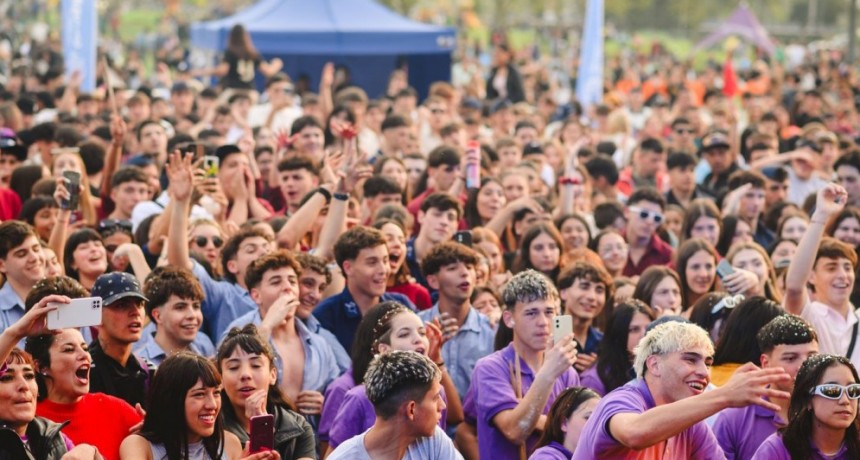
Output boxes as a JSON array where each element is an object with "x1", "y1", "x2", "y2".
[
  {"x1": 302, "y1": 314, "x2": 351, "y2": 372},
  {"x1": 313, "y1": 287, "x2": 415, "y2": 351},
  {"x1": 133, "y1": 323, "x2": 215, "y2": 366},
  {"x1": 191, "y1": 260, "x2": 258, "y2": 342},
  {"x1": 418, "y1": 304, "x2": 495, "y2": 398},
  {"x1": 220, "y1": 310, "x2": 343, "y2": 392},
  {"x1": 0, "y1": 282, "x2": 26, "y2": 349},
  {"x1": 405, "y1": 238, "x2": 435, "y2": 298},
  {"x1": 577, "y1": 326, "x2": 603, "y2": 356}
]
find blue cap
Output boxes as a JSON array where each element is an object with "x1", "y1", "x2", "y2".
[{"x1": 91, "y1": 272, "x2": 148, "y2": 306}]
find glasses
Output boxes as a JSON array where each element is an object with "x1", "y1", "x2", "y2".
[
  {"x1": 99, "y1": 219, "x2": 133, "y2": 234},
  {"x1": 194, "y1": 235, "x2": 224, "y2": 248},
  {"x1": 629, "y1": 207, "x2": 663, "y2": 224},
  {"x1": 811, "y1": 383, "x2": 860, "y2": 400}
]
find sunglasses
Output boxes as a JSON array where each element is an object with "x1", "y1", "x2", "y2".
[
  {"x1": 811, "y1": 383, "x2": 860, "y2": 400},
  {"x1": 194, "y1": 235, "x2": 224, "y2": 248},
  {"x1": 629, "y1": 207, "x2": 663, "y2": 224}
]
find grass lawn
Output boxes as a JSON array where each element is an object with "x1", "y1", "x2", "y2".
[{"x1": 119, "y1": 9, "x2": 163, "y2": 43}]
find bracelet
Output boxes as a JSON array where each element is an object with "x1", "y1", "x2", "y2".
[
  {"x1": 558, "y1": 177, "x2": 581, "y2": 186},
  {"x1": 333, "y1": 192, "x2": 349, "y2": 201},
  {"x1": 315, "y1": 187, "x2": 332, "y2": 202}
]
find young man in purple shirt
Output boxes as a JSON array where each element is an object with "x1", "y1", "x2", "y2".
[
  {"x1": 471, "y1": 269, "x2": 579, "y2": 460},
  {"x1": 713, "y1": 315, "x2": 819, "y2": 459},
  {"x1": 573, "y1": 321, "x2": 792, "y2": 460}
]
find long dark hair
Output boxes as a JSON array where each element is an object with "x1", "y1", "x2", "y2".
[
  {"x1": 679, "y1": 199, "x2": 721, "y2": 246},
  {"x1": 351, "y1": 301, "x2": 410, "y2": 385},
  {"x1": 675, "y1": 238, "x2": 718, "y2": 308},
  {"x1": 715, "y1": 215, "x2": 742, "y2": 256},
  {"x1": 140, "y1": 353, "x2": 225, "y2": 460},
  {"x1": 596, "y1": 300, "x2": 655, "y2": 393},
  {"x1": 632, "y1": 266, "x2": 681, "y2": 311},
  {"x1": 63, "y1": 228, "x2": 103, "y2": 282},
  {"x1": 226, "y1": 24, "x2": 259, "y2": 60},
  {"x1": 216, "y1": 324, "x2": 296, "y2": 426},
  {"x1": 713, "y1": 296, "x2": 784, "y2": 366},
  {"x1": 513, "y1": 223, "x2": 564, "y2": 282},
  {"x1": 464, "y1": 177, "x2": 503, "y2": 228},
  {"x1": 535, "y1": 387, "x2": 600, "y2": 448},
  {"x1": 781, "y1": 354, "x2": 860, "y2": 460}
]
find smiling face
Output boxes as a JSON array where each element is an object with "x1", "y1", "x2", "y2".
[
  {"x1": 834, "y1": 217, "x2": 860, "y2": 247},
  {"x1": 0, "y1": 235, "x2": 45, "y2": 288},
  {"x1": 220, "y1": 348, "x2": 276, "y2": 414},
  {"x1": 810, "y1": 256, "x2": 855, "y2": 308},
  {"x1": 344, "y1": 244, "x2": 391, "y2": 298},
  {"x1": 43, "y1": 329, "x2": 91, "y2": 403},
  {"x1": 184, "y1": 379, "x2": 222, "y2": 443},
  {"x1": 810, "y1": 364, "x2": 859, "y2": 431},
  {"x1": 189, "y1": 223, "x2": 223, "y2": 266},
  {"x1": 649, "y1": 348, "x2": 713, "y2": 403},
  {"x1": 562, "y1": 277, "x2": 607, "y2": 322},
  {"x1": 153, "y1": 295, "x2": 203, "y2": 346},
  {"x1": 377, "y1": 311, "x2": 429, "y2": 355},
  {"x1": 596, "y1": 232, "x2": 628, "y2": 274},
  {"x1": 528, "y1": 232, "x2": 561, "y2": 274},
  {"x1": 297, "y1": 269, "x2": 327, "y2": 320},
  {"x1": 684, "y1": 250, "x2": 716, "y2": 296},
  {"x1": 781, "y1": 216, "x2": 809, "y2": 242},
  {"x1": 0, "y1": 360, "x2": 38, "y2": 429},
  {"x1": 560, "y1": 218, "x2": 590, "y2": 250},
  {"x1": 72, "y1": 240, "x2": 107, "y2": 278},
  {"x1": 476, "y1": 240, "x2": 503, "y2": 275}
]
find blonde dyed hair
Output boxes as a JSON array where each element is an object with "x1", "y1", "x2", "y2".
[{"x1": 633, "y1": 321, "x2": 714, "y2": 379}]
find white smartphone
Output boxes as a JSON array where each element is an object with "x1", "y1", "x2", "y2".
[
  {"x1": 47, "y1": 297, "x2": 103, "y2": 330},
  {"x1": 553, "y1": 314, "x2": 573, "y2": 346}
]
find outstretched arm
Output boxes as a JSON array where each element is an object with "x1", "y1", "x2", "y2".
[{"x1": 166, "y1": 151, "x2": 195, "y2": 270}]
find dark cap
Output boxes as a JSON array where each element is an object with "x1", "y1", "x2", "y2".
[
  {"x1": 460, "y1": 97, "x2": 482, "y2": 111},
  {"x1": 171, "y1": 81, "x2": 192, "y2": 94},
  {"x1": 0, "y1": 136, "x2": 27, "y2": 161},
  {"x1": 490, "y1": 99, "x2": 512, "y2": 115},
  {"x1": 666, "y1": 151, "x2": 697, "y2": 170},
  {"x1": 761, "y1": 166, "x2": 788, "y2": 182},
  {"x1": 522, "y1": 142, "x2": 544, "y2": 157},
  {"x1": 700, "y1": 130, "x2": 731, "y2": 152},
  {"x1": 214, "y1": 144, "x2": 243, "y2": 164},
  {"x1": 91, "y1": 272, "x2": 148, "y2": 306}
]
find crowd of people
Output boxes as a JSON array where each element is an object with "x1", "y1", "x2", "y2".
[{"x1": 0, "y1": 17, "x2": 860, "y2": 460}]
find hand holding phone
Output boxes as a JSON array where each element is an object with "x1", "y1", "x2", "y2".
[
  {"x1": 47, "y1": 297, "x2": 102, "y2": 330},
  {"x1": 249, "y1": 414, "x2": 275, "y2": 453},
  {"x1": 453, "y1": 230, "x2": 472, "y2": 247},
  {"x1": 62, "y1": 171, "x2": 81, "y2": 211},
  {"x1": 716, "y1": 259, "x2": 735, "y2": 280},
  {"x1": 552, "y1": 315, "x2": 574, "y2": 346}
]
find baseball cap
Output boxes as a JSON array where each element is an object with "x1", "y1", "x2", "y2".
[
  {"x1": 761, "y1": 166, "x2": 788, "y2": 182},
  {"x1": 91, "y1": 272, "x2": 148, "y2": 306},
  {"x1": 700, "y1": 130, "x2": 730, "y2": 152},
  {"x1": 490, "y1": 99, "x2": 512, "y2": 115},
  {"x1": 0, "y1": 136, "x2": 27, "y2": 161}
]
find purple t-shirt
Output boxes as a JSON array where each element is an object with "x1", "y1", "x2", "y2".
[
  {"x1": 752, "y1": 433, "x2": 849, "y2": 459},
  {"x1": 572, "y1": 378, "x2": 725, "y2": 460},
  {"x1": 319, "y1": 368, "x2": 356, "y2": 442},
  {"x1": 462, "y1": 383, "x2": 476, "y2": 424},
  {"x1": 328, "y1": 383, "x2": 448, "y2": 448},
  {"x1": 529, "y1": 441, "x2": 572, "y2": 459},
  {"x1": 713, "y1": 402, "x2": 785, "y2": 460},
  {"x1": 473, "y1": 343, "x2": 580, "y2": 460},
  {"x1": 580, "y1": 365, "x2": 607, "y2": 396}
]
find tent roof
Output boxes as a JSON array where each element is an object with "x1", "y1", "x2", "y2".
[
  {"x1": 695, "y1": 4, "x2": 775, "y2": 55},
  {"x1": 191, "y1": 0, "x2": 456, "y2": 55}
]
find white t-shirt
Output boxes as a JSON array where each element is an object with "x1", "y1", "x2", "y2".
[
  {"x1": 327, "y1": 426, "x2": 463, "y2": 460},
  {"x1": 801, "y1": 301, "x2": 860, "y2": 369},
  {"x1": 786, "y1": 168, "x2": 829, "y2": 206}
]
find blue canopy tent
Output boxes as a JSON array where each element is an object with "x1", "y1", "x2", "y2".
[{"x1": 190, "y1": 0, "x2": 456, "y2": 98}]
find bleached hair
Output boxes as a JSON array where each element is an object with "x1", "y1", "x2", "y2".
[
  {"x1": 501, "y1": 269, "x2": 559, "y2": 311},
  {"x1": 633, "y1": 321, "x2": 714, "y2": 379},
  {"x1": 365, "y1": 350, "x2": 440, "y2": 406}
]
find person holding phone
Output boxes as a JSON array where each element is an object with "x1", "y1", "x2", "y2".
[
  {"x1": 216, "y1": 325, "x2": 315, "y2": 460},
  {"x1": 752, "y1": 354, "x2": 860, "y2": 459},
  {"x1": 471, "y1": 270, "x2": 579, "y2": 460},
  {"x1": 120, "y1": 352, "x2": 281, "y2": 460},
  {"x1": 22, "y1": 277, "x2": 143, "y2": 460}
]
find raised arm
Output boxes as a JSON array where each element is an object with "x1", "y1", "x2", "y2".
[
  {"x1": 783, "y1": 184, "x2": 846, "y2": 314},
  {"x1": 315, "y1": 142, "x2": 371, "y2": 261},
  {"x1": 48, "y1": 180, "x2": 71, "y2": 269},
  {"x1": 0, "y1": 295, "x2": 67, "y2": 364},
  {"x1": 319, "y1": 63, "x2": 335, "y2": 122},
  {"x1": 484, "y1": 196, "x2": 543, "y2": 237},
  {"x1": 259, "y1": 58, "x2": 283, "y2": 78},
  {"x1": 100, "y1": 115, "x2": 127, "y2": 198},
  {"x1": 166, "y1": 151, "x2": 195, "y2": 270},
  {"x1": 608, "y1": 364, "x2": 789, "y2": 450}
]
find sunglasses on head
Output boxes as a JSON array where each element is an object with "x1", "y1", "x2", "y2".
[
  {"x1": 629, "y1": 207, "x2": 663, "y2": 224},
  {"x1": 811, "y1": 383, "x2": 860, "y2": 400},
  {"x1": 99, "y1": 219, "x2": 133, "y2": 233},
  {"x1": 194, "y1": 235, "x2": 224, "y2": 248}
]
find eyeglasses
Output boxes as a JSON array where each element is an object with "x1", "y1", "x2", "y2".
[
  {"x1": 810, "y1": 383, "x2": 860, "y2": 400},
  {"x1": 194, "y1": 235, "x2": 224, "y2": 248},
  {"x1": 629, "y1": 207, "x2": 663, "y2": 224},
  {"x1": 99, "y1": 219, "x2": 133, "y2": 234}
]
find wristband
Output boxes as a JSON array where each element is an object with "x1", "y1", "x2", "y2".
[
  {"x1": 315, "y1": 187, "x2": 332, "y2": 203},
  {"x1": 333, "y1": 192, "x2": 349, "y2": 201},
  {"x1": 558, "y1": 176, "x2": 581, "y2": 186}
]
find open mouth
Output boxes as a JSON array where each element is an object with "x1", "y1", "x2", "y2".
[
  {"x1": 414, "y1": 347, "x2": 426, "y2": 355},
  {"x1": 458, "y1": 281, "x2": 472, "y2": 290},
  {"x1": 75, "y1": 365, "x2": 90, "y2": 384},
  {"x1": 687, "y1": 381, "x2": 706, "y2": 393},
  {"x1": 199, "y1": 413, "x2": 216, "y2": 425},
  {"x1": 238, "y1": 386, "x2": 256, "y2": 396},
  {"x1": 180, "y1": 323, "x2": 198, "y2": 332},
  {"x1": 128, "y1": 322, "x2": 142, "y2": 332}
]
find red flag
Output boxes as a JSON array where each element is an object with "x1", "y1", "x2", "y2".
[{"x1": 723, "y1": 52, "x2": 738, "y2": 98}]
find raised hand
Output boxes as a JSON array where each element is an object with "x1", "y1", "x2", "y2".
[
  {"x1": 109, "y1": 114, "x2": 127, "y2": 145},
  {"x1": 320, "y1": 62, "x2": 335, "y2": 89},
  {"x1": 815, "y1": 183, "x2": 848, "y2": 218},
  {"x1": 425, "y1": 320, "x2": 445, "y2": 364},
  {"x1": 717, "y1": 362, "x2": 791, "y2": 411},
  {"x1": 4, "y1": 294, "x2": 67, "y2": 340},
  {"x1": 166, "y1": 151, "x2": 194, "y2": 202},
  {"x1": 538, "y1": 332, "x2": 578, "y2": 381},
  {"x1": 244, "y1": 389, "x2": 268, "y2": 421}
]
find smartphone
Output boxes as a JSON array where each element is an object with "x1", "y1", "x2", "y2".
[
  {"x1": 47, "y1": 297, "x2": 102, "y2": 330},
  {"x1": 453, "y1": 230, "x2": 472, "y2": 247},
  {"x1": 202, "y1": 155, "x2": 219, "y2": 178},
  {"x1": 716, "y1": 259, "x2": 735, "y2": 280},
  {"x1": 62, "y1": 170, "x2": 81, "y2": 211},
  {"x1": 465, "y1": 140, "x2": 481, "y2": 189},
  {"x1": 183, "y1": 143, "x2": 203, "y2": 160},
  {"x1": 249, "y1": 414, "x2": 275, "y2": 453},
  {"x1": 553, "y1": 314, "x2": 573, "y2": 346}
]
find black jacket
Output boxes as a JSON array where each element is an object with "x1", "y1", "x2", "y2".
[
  {"x1": 223, "y1": 404, "x2": 316, "y2": 460},
  {"x1": 0, "y1": 417, "x2": 70, "y2": 460},
  {"x1": 486, "y1": 64, "x2": 526, "y2": 103}
]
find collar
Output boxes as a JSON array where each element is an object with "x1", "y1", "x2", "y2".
[
  {"x1": 302, "y1": 314, "x2": 322, "y2": 333},
  {"x1": 632, "y1": 378, "x2": 657, "y2": 409},
  {"x1": 502, "y1": 343, "x2": 536, "y2": 377},
  {"x1": 0, "y1": 282, "x2": 24, "y2": 311},
  {"x1": 140, "y1": 331, "x2": 167, "y2": 361},
  {"x1": 338, "y1": 287, "x2": 361, "y2": 318}
]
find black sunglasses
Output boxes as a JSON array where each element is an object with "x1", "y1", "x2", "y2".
[
  {"x1": 194, "y1": 235, "x2": 224, "y2": 248},
  {"x1": 99, "y1": 219, "x2": 133, "y2": 233}
]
